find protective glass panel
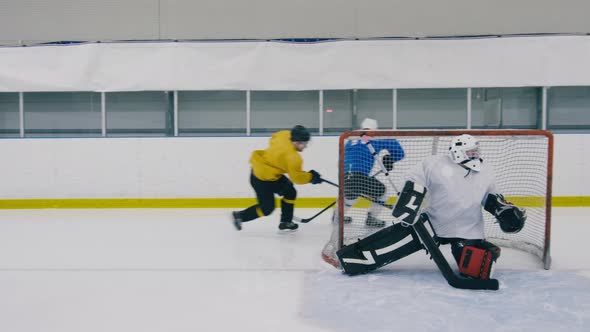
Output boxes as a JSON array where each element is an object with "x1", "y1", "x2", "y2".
[
  {"x1": 106, "y1": 91, "x2": 171, "y2": 137},
  {"x1": 250, "y1": 91, "x2": 318, "y2": 135},
  {"x1": 548, "y1": 86, "x2": 590, "y2": 129},
  {"x1": 356, "y1": 89, "x2": 393, "y2": 129},
  {"x1": 178, "y1": 91, "x2": 246, "y2": 136},
  {"x1": 397, "y1": 89, "x2": 467, "y2": 129},
  {"x1": 0, "y1": 93, "x2": 20, "y2": 137},
  {"x1": 472, "y1": 87, "x2": 539, "y2": 129},
  {"x1": 23, "y1": 92, "x2": 101, "y2": 137},
  {"x1": 323, "y1": 90, "x2": 353, "y2": 134}
]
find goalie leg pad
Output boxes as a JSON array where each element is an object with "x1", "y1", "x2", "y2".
[
  {"x1": 392, "y1": 181, "x2": 427, "y2": 226},
  {"x1": 458, "y1": 245, "x2": 496, "y2": 280},
  {"x1": 336, "y1": 223, "x2": 424, "y2": 275}
]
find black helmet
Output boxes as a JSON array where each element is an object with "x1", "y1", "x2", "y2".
[{"x1": 290, "y1": 125, "x2": 311, "y2": 142}]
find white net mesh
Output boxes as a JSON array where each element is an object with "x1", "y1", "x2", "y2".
[{"x1": 321, "y1": 130, "x2": 552, "y2": 269}]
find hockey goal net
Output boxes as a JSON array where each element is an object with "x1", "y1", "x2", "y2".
[{"x1": 321, "y1": 130, "x2": 553, "y2": 270}]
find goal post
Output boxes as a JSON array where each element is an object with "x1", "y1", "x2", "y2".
[{"x1": 321, "y1": 129, "x2": 553, "y2": 270}]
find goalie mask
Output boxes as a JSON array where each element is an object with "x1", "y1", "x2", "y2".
[{"x1": 448, "y1": 134, "x2": 482, "y2": 172}]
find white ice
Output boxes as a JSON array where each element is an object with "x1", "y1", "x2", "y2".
[{"x1": 0, "y1": 208, "x2": 588, "y2": 332}]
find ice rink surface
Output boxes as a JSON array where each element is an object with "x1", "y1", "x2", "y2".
[{"x1": 0, "y1": 207, "x2": 588, "y2": 332}]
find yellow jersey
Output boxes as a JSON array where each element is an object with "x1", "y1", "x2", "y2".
[{"x1": 250, "y1": 130, "x2": 312, "y2": 184}]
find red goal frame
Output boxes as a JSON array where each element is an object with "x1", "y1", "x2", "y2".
[{"x1": 323, "y1": 129, "x2": 553, "y2": 270}]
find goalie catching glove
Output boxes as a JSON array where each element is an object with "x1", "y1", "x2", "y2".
[{"x1": 484, "y1": 193, "x2": 526, "y2": 233}]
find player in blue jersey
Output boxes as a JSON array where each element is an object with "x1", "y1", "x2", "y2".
[{"x1": 333, "y1": 118, "x2": 405, "y2": 227}]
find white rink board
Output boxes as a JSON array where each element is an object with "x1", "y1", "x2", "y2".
[{"x1": 0, "y1": 133, "x2": 586, "y2": 199}]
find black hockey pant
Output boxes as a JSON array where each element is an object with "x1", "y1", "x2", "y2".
[
  {"x1": 344, "y1": 172, "x2": 386, "y2": 200},
  {"x1": 240, "y1": 172, "x2": 297, "y2": 223}
]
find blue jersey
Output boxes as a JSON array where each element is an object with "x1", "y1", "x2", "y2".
[{"x1": 344, "y1": 138, "x2": 405, "y2": 175}]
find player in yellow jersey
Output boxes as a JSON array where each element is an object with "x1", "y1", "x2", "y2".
[{"x1": 231, "y1": 125, "x2": 322, "y2": 232}]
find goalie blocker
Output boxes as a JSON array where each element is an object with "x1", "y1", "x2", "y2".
[{"x1": 457, "y1": 241, "x2": 501, "y2": 280}]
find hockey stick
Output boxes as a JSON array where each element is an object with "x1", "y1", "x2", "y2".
[
  {"x1": 365, "y1": 141, "x2": 400, "y2": 194},
  {"x1": 320, "y1": 178, "x2": 394, "y2": 209},
  {"x1": 320, "y1": 178, "x2": 339, "y2": 188},
  {"x1": 293, "y1": 200, "x2": 336, "y2": 223},
  {"x1": 293, "y1": 181, "x2": 392, "y2": 224},
  {"x1": 292, "y1": 178, "x2": 339, "y2": 224},
  {"x1": 360, "y1": 194, "x2": 394, "y2": 209}
]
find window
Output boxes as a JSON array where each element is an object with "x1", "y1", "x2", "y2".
[
  {"x1": 0, "y1": 93, "x2": 20, "y2": 137},
  {"x1": 250, "y1": 91, "x2": 318, "y2": 135},
  {"x1": 472, "y1": 88, "x2": 539, "y2": 129},
  {"x1": 178, "y1": 91, "x2": 247, "y2": 136},
  {"x1": 397, "y1": 89, "x2": 467, "y2": 129},
  {"x1": 6, "y1": 85, "x2": 586, "y2": 138},
  {"x1": 106, "y1": 91, "x2": 171, "y2": 137},
  {"x1": 323, "y1": 90, "x2": 352, "y2": 134},
  {"x1": 548, "y1": 86, "x2": 590, "y2": 130},
  {"x1": 23, "y1": 92, "x2": 101, "y2": 137},
  {"x1": 356, "y1": 89, "x2": 394, "y2": 129}
]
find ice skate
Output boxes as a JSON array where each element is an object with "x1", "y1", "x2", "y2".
[
  {"x1": 231, "y1": 211, "x2": 243, "y2": 231},
  {"x1": 365, "y1": 212, "x2": 386, "y2": 227},
  {"x1": 278, "y1": 221, "x2": 299, "y2": 232},
  {"x1": 331, "y1": 212, "x2": 352, "y2": 224}
]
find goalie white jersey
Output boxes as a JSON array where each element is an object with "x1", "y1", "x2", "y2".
[{"x1": 405, "y1": 154, "x2": 497, "y2": 239}]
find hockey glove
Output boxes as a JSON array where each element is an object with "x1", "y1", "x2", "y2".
[
  {"x1": 309, "y1": 170, "x2": 322, "y2": 184},
  {"x1": 484, "y1": 194, "x2": 526, "y2": 233},
  {"x1": 382, "y1": 154, "x2": 395, "y2": 171}
]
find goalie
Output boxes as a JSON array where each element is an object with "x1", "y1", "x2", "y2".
[
  {"x1": 403, "y1": 134, "x2": 526, "y2": 280},
  {"x1": 337, "y1": 134, "x2": 526, "y2": 288},
  {"x1": 332, "y1": 118, "x2": 405, "y2": 227}
]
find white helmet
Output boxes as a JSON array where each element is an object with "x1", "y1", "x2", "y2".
[
  {"x1": 361, "y1": 118, "x2": 378, "y2": 130},
  {"x1": 448, "y1": 134, "x2": 482, "y2": 171}
]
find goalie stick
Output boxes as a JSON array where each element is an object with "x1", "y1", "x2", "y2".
[{"x1": 411, "y1": 219, "x2": 500, "y2": 291}]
